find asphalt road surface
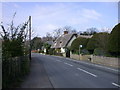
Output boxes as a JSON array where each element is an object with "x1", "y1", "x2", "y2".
[{"x1": 29, "y1": 53, "x2": 120, "y2": 88}]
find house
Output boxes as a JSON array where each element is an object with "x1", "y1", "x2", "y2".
[{"x1": 51, "y1": 31, "x2": 77, "y2": 57}]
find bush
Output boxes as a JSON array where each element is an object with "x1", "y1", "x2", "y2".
[
  {"x1": 48, "y1": 48, "x2": 55, "y2": 55},
  {"x1": 71, "y1": 50, "x2": 79, "y2": 55},
  {"x1": 81, "y1": 49, "x2": 90, "y2": 55},
  {"x1": 87, "y1": 32, "x2": 109, "y2": 54},
  {"x1": 93, "y1": 48, "x2": 107, "y2": 56},
  {"x1": 70, "y1": 37, "x2": 89, "y2": 54},
  {"x1": 107, "y1": 23, "x2": 120, "y2": 56},
  {"x1": 1, "y1": 15, "x2": 30, "y2": 88}
]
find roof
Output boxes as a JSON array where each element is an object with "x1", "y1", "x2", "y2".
[
  {"x1": 45, "y1": 41, "x2": 53, "y2": 45},
  {"x1": 77, "y1": 35, "x2": 93, "y2": 38},
  {"x1": 51, "y1": 33, "x2": 77, "y2": 48}
]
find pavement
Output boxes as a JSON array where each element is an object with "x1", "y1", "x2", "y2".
[
  {"x1": 21, "y1": 53, "x2": 120, "y2": 88},
  {"x1": 20, "y1": 55, "x2": 53, "y2": 88}
]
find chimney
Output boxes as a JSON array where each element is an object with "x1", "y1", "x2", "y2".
[{"x1": 64, "y1": 31, "x2": 68, "y2": 35}]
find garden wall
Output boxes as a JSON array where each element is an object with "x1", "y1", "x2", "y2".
[
  {"x1": 92, "y1": 56, "x2": 119, "y2": 68},
  {"x1": 70, "y1": 53, "x2": 119, "y2": 68}
]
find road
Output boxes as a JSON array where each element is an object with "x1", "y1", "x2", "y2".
[{"x1": 26, "y1": 53, "x2": 120, "y2": 88}]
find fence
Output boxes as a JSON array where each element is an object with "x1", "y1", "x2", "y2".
[{"x1": 2, "y1": 55, "x2": 30, "y2": 88}]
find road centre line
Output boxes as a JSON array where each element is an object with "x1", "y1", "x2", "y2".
[
  {"x1": 65, "y1": 58, "x2": 118, "y2": 72},
  {"x1": 77, "y1": 68, "x2": 97, "y2": 77},
  {"x1": 112, "y1": 83, "x2": 120, "y2": 87},
  {"x1": 64, "y1": 63, "x2": 73, "y2": 67},
  {"x1": 53, "y1": 55, "x2": 118, "y2": 72}
]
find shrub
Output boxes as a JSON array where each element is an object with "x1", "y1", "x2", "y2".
[
  {"x1": 81, "y1": 49, "x2": 90, "y2": 55},
  {"x1": 87, "y1": 32, "x2": 109, "y2": 54},
  {"x1": 70, "y1": 37, "x2": 89, "y2": 54},
  {"x1": 1, "y1": 14, "x2": 30, "y2": 88},
  {"x1": 107, "y1": 23, "x2": 120, "y2": 56},
  {"x1": 93, "y1": 48, "x2": 107, "y2": 56},
  {"x1": 48, "y1": 48, "x2": 55, "y2": 55}
]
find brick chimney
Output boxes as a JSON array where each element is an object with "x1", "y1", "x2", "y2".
[{"x1": 64, "y1": 31, "x2": 68, "y2": 35}]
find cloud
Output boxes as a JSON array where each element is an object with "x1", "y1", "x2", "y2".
[
  {"x1": 13, "y1": 3, "x2": 20, "y2": 8},
  {"x1": 34, "y1": 24, "x2": 58, "y2": 37},
  {"x1": 30, "y1": 4, "x2": 103, "y2": 36},
  {"x1": 31, "y1": 3, "x2": 71, "y2": 22},
  {"x1": 81, "y1": 8, "x2": 102, "y2": 20},
  {"x1": 66, "y1": 8, "x2": 102, "y2": 26},
  {"x1": 0, "y1": 3, "x2": 2, "y2": 22},
  {"x1": 3, "y1": 2, "x2": 116, "y2": 37},
  {"x1": 31, "y1": 3, "x2": 102, "y2": 24},
  {"x1": 1, "y1": 0, "x2": 119, "y2": 2}
]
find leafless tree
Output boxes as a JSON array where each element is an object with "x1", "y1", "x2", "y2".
[
  {"x1": 46, "y1": 32, "x2": 53, "y2": 41},
  {"x1": 53, "y1": 28, "x2": 63, "y2": 39},
  {"x1": 63, "y1": 26, "x2": 77, "y2": 33}
]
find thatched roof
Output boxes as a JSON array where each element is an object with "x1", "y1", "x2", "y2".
[
  {"x1": 77, "y1": 35, "x2": 93, "y2": 38},
  {"x1": 51, "y1": 33, "x2": 77, "y2": 48}
]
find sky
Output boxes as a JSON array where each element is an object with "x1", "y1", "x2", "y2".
[{"x1": 1, "y1": 2, "x2": 118, "y2": 37}]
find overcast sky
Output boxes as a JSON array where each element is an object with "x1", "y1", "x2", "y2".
[{"x1": 2, "y1": 2, "x2": 118, "y2": 37}]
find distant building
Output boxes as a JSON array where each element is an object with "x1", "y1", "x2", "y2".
[{"x1": 51, "y1": 31, "x2": 77, "y2": 57}]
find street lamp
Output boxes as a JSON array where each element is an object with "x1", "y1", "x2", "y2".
[{"x1": 79, "y1": 45, "x2": 82, "y2": 60}]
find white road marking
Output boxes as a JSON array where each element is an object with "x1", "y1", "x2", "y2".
[
  {"x1": 65, "y1": 58, "x2": 119, "y2": 72},
  {"x1": 64, "y1": 63, "x2": 73, "y2": 67},
  {"x1": 112, "y1": 83, "x2": 120, "y2": 87},
  {"x1": 52, "y1": 56, "x2": 118, "y2": 72},
  {"x1": 77, "y1": 68, "x2": 97, "y2": 77}
]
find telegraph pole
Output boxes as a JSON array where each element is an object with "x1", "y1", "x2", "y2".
[{"x1": 29, "y1": 16, "x2": 31, "y2": 60}]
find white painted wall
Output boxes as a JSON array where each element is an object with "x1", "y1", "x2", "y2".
[
  {"x1": 60, "y1": 35, "x2": 76, "y2": 53},
  {"x1": 61, "y1": 48, "x2": 65, "y2": 53},
  {"x1": 67, "y1": 35, "x2": 76, "y2": 47},
  {"x1": 44, "y1": 48, "x2": 46, "y2": 53}
]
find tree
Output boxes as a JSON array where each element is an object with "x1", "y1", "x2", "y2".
[
  {"x1": 70, "y1": 37, "x2": 89, "y2": 54},
  {"x1": 53, "y1": 28, "x2": 63, "y2": 39},
  {"x1": 86, "y1": 27, "x2": 98, "y2": 35},
  {"x1": 87, "y1": 32, "x2": 109, "y2": 54},
  {"x1": 63, "y1": 26, "x2": 77, "y2": 33},
  {"x1": 1, "y1": 20, "x2": 29, "y2": 57},
  {"x1": 43, "y1": 43, "x2": 51, "y2": 54},
  {"x1": 40, "y1": 32, "x2": 53, "y2": 44},
  {"x1": 107, "y1": 23, "x2": 120, "y2": 56},
  {"x1": 46, "y1": 32, "x2": 53, "y2": 41},
  {"x1": 80, "y1": 27, "x2": 98, "y2": 35},
  {"x1": 1, "y1": 13, "x2": 30, "y2": 88},
  {"x1": 31, "y1": 37, "x2": 43, "y2": 50}
]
